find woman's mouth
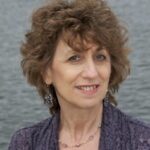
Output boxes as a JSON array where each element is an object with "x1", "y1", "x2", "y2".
[{"x1": 75, "y1": 84, "x2": 99, "y2": 96}]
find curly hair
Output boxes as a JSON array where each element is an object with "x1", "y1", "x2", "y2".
[{"x1": 21, "y1": 0, "x2": 130, "y2": 114}]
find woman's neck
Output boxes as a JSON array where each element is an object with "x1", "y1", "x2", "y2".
[{"x1": 59, "y1": 103, "x2": 103, "y2": 143}]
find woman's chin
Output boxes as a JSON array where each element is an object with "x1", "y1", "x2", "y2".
[{"x1": 72, "y1": 100, "x2": 102, "y2": 110}]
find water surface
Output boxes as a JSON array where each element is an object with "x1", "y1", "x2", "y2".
[{"x1": 0, "y1": 0, "x2": 150, "y2": 149}]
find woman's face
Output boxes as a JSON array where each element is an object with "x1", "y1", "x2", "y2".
[{"x1": 44, "y1": 39, "x2": 111, "y2": 109}]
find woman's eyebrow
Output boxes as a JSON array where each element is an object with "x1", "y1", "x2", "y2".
[
  {"x1": 63, "y1": 49, "x2": 77, "y2": 57},
  {"x1": 65, "y1": 48, "x2": 82, "y2": 54}
]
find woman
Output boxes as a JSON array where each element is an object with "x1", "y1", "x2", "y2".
[{"x1": 9, "y1": 0, "x2": 150, "y2": 149}]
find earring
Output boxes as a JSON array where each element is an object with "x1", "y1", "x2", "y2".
[
  {"x1": 44, "y1": 94, "x2": 54, "y2": 106},
  {"x1": 44, "y1": 85, "x2": 54, "y2": 107}
]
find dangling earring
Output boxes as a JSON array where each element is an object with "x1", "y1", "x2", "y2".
[
  {"x1": 44, "y1": 85, "x2": 54, "y2": 107},
  {"x1": 44, "y1": 94, "x2": 54, "y2": 106}
]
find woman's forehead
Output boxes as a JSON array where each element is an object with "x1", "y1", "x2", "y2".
[
  {"x1": 59, "y1": 36, "x2": 103, "y2": 53},
  {"x1": 56, "y1": 38, "x2": 108, "y2": 57},
  {"x1": 61, "y1": 39, "x2": 102, "y2": 52}
]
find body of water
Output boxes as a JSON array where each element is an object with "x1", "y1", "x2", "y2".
[{"x1": 0, "y1": 0, "x2": 150, "y2": 149}]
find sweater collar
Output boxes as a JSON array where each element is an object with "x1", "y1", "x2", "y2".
[{"x1": 99, "y1": 100, "x2": 117, "y2": 150}]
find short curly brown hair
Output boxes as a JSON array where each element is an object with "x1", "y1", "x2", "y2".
[{"x1": 21, "y1": 0, "x2": 130, "y2": 114}]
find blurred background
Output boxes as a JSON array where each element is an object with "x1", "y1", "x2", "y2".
[{"x1": 0, "y1": 0, "x2": 150, "y2": 149}]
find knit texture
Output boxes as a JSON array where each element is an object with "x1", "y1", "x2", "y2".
[{"x1": 8, "y1": 101, "x2": 150, "y2": 150}]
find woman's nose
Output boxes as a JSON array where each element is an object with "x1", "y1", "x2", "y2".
[{"x1": 81, "y1": 60, "x2": 99, "y2": 79}]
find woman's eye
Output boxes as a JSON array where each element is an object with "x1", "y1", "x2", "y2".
[
  {"x1": 68, "y1": 55, "x2": 80, "y2": 62},
  {"x1": 96, "y1": 54, "x2": 106, "y2": 61}
]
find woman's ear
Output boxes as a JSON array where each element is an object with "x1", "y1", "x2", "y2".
[{"x1": 42, "y1": 68, "x2": 52, "y2": 85}]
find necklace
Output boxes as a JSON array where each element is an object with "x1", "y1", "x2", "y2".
[{"x1": 59, "y1": 125, "x2": 101, "y2": 148}]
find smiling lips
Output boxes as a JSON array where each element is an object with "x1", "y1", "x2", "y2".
[{"x1": 76, "y1": 84, "x2": 99, "y2": 96}]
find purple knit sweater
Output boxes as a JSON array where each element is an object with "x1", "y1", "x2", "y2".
[{"x1": 8, "y1": 101, "x2": 150, "y2": 150}]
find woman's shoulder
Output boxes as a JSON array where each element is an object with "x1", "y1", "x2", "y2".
[
  {"x1": 8, "y1": 116, "x2": 53, "y2": 150},
  {"x1": 106, "y1": 101, "x2": 150, "y2": 149},
  {"x1": 116, "y1": 104, "x2": 149, "y2": 128},
  {"x1": 122, "y1": 109, "x2": 150, "y2": 149},
  {"x1": 106, "y1": 101, "x2": 150, "y2": 128}
]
